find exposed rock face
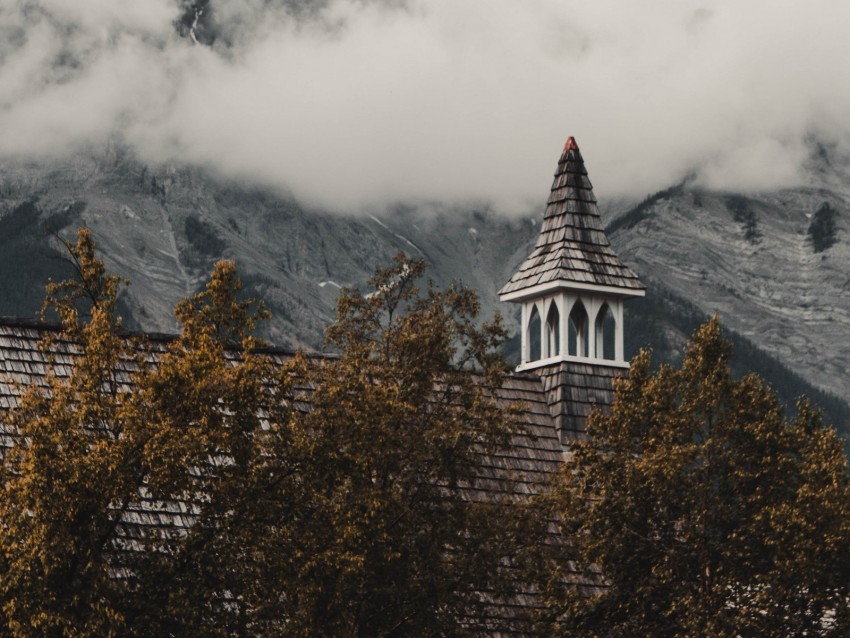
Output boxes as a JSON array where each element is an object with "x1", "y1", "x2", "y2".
[
  {"x1": 607, "y1": 185, "x2": 850, "y2": 400},
  {"x1": 1, "y1": 148, "x2": 848, "y2": 413},
  {"x1": 0, "y1": 150, "x2": 537, "y2": 350}
]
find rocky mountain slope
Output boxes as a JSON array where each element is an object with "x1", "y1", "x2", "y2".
[
  {"x1": 1, "y1": 147, "x2": 848, "y2": 433},
  {"x1": 0, "y1": 148, "x2": 537, "y2": 349},
  {"x1": 608, "y1": 178, "x2": 850, "y2": 402}
]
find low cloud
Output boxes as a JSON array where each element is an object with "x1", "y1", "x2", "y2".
[{"x1": 2, "y1": 0, "x2": 850, "y2": 214}]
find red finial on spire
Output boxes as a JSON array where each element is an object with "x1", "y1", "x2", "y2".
[{"x1": 564, "y1": 136, "x2": 579, "y2": 151}]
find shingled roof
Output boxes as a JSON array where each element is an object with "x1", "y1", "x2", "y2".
[
  {"x1": 499, "y1": 137, "x2": 644, "y2": 299},
  {"x1": 0, "y1": 317, "x2": 608, "y2": 634},
  {"x1": 537, "y1": 361, "x2": 623, "y2": 446},
  {"x1": 0, "y1": 319, "x2": 566, "y2": 499}
]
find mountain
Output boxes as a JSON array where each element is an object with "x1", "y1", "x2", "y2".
[
  {"x1": 1, "y1": 145, "x2": 848, "y2": 436},
  {"x1": 0, "y1": 147, "x2": 537, "y2": 349},
  {"x1": 607, "y1": 172, "x2": 850, "y2": 404}
]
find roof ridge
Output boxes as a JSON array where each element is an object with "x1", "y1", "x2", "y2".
[{"x1": 0, "y1": 316, "x2": 331, "y2": 358}]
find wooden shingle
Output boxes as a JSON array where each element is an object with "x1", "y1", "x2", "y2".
[
  {"x1": 500, "y1": 137, "x2": 644, "y2": 298},
  {"x1": 535, "y1": 361, "x2": 624, "y2": 444}
]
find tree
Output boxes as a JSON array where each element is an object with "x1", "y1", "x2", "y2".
[
  {"x1": 0, "y1": 229, "x2": 276, "y2": 637},
  {"x1": 0, "y1": 234, "x2": 530, "y2": 636},
  {"x1": 0, "y1": 229, "x2": 141, "y2": 637},
  {"x1": 242, "y1": 254, "x2": 527, "y2": 637},
  {"x1": 129, "y1": 252, "x2": 528, "y2": 637},
  {"x1": 543, "y1": 317, "x2": 850, "y2": 637},
  {"x1": 118, "y1": 245, "x2": 279, "y2": 637}
]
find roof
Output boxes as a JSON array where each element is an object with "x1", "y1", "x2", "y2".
[
  {"x1": 537, "y1": 361, "x2": 623, "y2": 445},
  {"x1": 0, "y1": 320, "x2": 321, "y2": 571},
  {"x1": 0, "y1": 318, "x2": 566, "y2": 490},
  {"x1": 499, "y1": 137, "x2": 645, "y2": 299},
  {"x1": 0, "y1": 317, "x2": 618, "y2": 634}
]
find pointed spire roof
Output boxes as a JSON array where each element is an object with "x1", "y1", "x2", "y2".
[{"x1": 499, "y1": 137, "x2": 644, "y2": 299}]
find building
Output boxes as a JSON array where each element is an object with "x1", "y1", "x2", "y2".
[
  {"x1": 0, "y1": 137, "x2": 644, "y2": 634},
  {"x1": 499, "y1": 136, "x2": 644, "y2": 445}
]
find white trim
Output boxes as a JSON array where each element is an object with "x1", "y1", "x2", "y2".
[
  {"x1": 520, "y1": 302, "x2": 529, "y2": 363},
  {"x1": 558, "y1": 292, "x2": 569, "y2": 363},
  {"x1": 614, "y1": 299, "x2": 624, "y2": 361},
  {"x1": 516, "y1": 353, "x2": 630, "y2": 372},
  {"x1": 500, "y1": 279, "x2": 645, "y2": 302}
]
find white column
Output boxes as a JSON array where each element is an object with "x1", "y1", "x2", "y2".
[
  {"x1": 587, "y1": 296, "x2": 599, "y2": 359},
  {"x1": 563, "y1": 294, "x2": 574, "y2": 357},
  {"x1": 557, "y1": 292, "x2": 567, "y2": 357},
  {"x1": 521, "y1": 302, "x2": 529, "y2": 364},
  {"x1": 614, "y1": 299, "x2": 624, "y2": 362},
  {"x1": 539, "y1": 299, "x2": 546, "y2": 359}
]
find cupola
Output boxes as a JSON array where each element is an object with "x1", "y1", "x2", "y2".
[{"x1": 499, "y1": 137, "x2": 645, "y2": 371}]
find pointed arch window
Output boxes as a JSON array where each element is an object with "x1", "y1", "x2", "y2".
[
  {"x1": 545, "y1": 302, "x2": 560, "y2": 358},
  {"x1": 568, "y1": 300, "x2": 589, "y2": 357},
  {"x1": 527, "y1": 305, "x2": 542, "y2": 362},
  {"x1": 596, "y1": 302, "x2": 616, "y2": 360}
]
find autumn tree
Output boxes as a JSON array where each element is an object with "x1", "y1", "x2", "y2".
[
  {"x1": 239, "y1": 254, "x2": 528, "y2": 637},
  {"x1": 0, "y1": 234, "x2": 531, "y2": 636},
  {"x1": 0, "y1": 229, "x2": 277, "y2": 637},
  {"x1": 0, "y1": 229, "x2": 141, "y2": 637},
  {"x1": 126, "y1": 253, "x2": 528, "y2": 637},
  {"x1": 118, "y1": 247, "x2": 279, "y2": 636},
  {"x1": 543, "y1": 318, "x2": 850, "y2": 637}
]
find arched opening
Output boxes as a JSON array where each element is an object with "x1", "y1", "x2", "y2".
[
  {"x1": 596, "y1": 302, "x2": 616, "y2": 360},
  {"x1": 527, "y1": 305, "x2": 541, "y2": 362},
  {"x1": 545, "y1": 302, "x2": 560, "y2": 358},
  {"x1": 568, "y1": 300, "x2": 589, "y2": 357}
]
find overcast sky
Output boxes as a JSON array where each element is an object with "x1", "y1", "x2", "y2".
[{"x1": 2, "y1": 0, "x2": 849, "y2": 214}]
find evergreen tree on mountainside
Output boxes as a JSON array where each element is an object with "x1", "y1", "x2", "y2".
[
  {"x1": 0, "y1": 231, "x2": 530, "y2": 636},
  {"x1": 623, "y1": 283, "x2": 850, "y2": 442},
  {"x1": 541, "y1": 318, "x2": 850, "y2": 637}
]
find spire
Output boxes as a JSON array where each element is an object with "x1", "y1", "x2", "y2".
[
  {"x1": 499, "y1": 137, "x2": 644, "y2": 299},
  {"x1": 499, "y1": 138, "x2": 645, "y2": 444}
]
